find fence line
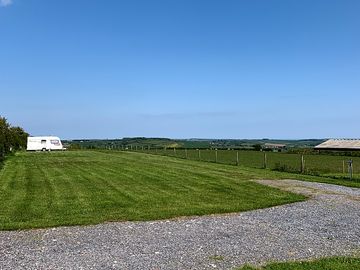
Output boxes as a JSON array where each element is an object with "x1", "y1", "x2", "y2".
[{"x1": 96, "y1": 146, "x2": 359, "y2": 180}]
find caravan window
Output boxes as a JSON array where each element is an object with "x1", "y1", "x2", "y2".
[
  {"x1": 41, "y1": 140, "x2": 46, "y2": 144},
  {"x1": 50, "y1": 140, "x2": 60, "y2": 145}
]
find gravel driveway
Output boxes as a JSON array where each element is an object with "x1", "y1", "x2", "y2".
[{"x1": 0, "y1": 180, "x2": 359, "y2": 270}]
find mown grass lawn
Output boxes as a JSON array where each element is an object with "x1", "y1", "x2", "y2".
[
  {"x1": 144, "y1": 149, "x2": 360, "y2": 188},
  {"x1": 146, "y1": 149, "x2": 360, "y2": 178},
  {"x1": 239, "y1": 256, "x2": 360, "y2": 270},
  {"x1": 0, "y1": 150, "x2": 306, "y2": 230}
]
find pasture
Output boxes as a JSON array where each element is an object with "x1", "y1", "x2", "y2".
[
  {"x1": 140, "y1": 149, "x2": 360, "y2": 179},
  {"x1": 0, "y1": 150, "x2": 305, "y2": 230}
]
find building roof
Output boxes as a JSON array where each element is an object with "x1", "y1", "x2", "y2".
[{"x1": 314, "y1": 139, "x2": 360, "y2": 151}]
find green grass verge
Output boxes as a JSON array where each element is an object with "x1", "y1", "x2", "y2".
[
  {"x1": 0, "y1": 150, "x2": 308, "y2": 230},
  {"x1": 238, "y1": 256, "x2": 360, "y2": 270},
  {"x1": 143, "y1": 149, "x2": 360, "y2": 179},
  {"x1": 139, "y1": 149, "x2": 360, "y2": 188}
]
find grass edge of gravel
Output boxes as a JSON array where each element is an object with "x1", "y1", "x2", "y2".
[{"x1": 237, "y1": 256, "x2": 360, "y2": 270}]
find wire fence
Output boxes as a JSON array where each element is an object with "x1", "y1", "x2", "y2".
[{"x1": 98, "y1": 145, "x2": 360, "y2": 180}]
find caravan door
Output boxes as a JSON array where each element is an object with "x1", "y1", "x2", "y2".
[{"x1": 41, "y1": 139, "x2": 47, "y2": 151}]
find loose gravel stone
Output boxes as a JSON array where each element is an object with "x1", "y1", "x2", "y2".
[{"x1": 0, "y1": 179, "x2": 359, "y2": 270}]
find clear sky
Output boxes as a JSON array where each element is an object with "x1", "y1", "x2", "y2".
[{"x1": 1, "y1": 0, "x2": 359, "y2": 139}]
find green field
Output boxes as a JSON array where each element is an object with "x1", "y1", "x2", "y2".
[
  {"x1": 239, "y1": 257, "x2": 360, "y2": 270},
  {"x1": 0, "y1": 150, "x2": 308, "y2": 230},
  {"x1": 66, "y1": 137, "x2": 324, "y2": 150},
  {"x1": 140, "y1": 149, "x2": 360, "y2": 179}
]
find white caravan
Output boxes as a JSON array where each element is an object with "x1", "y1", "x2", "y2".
[{"x1": 27, "y1": 136, "x2": 64, "y2": 151}]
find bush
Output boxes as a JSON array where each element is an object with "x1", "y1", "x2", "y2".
[
  {"x1": 273, "y1": 162, "x2": 299, "y2": 173},
  {"x1": 0, "y1": 116, "x2": 28, "y2": 159},
  {"x1": 0, "y1": 155, "x2": 4, "y2": 169}
]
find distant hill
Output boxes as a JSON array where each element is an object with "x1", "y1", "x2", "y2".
[{"x1": 64, "y1": 137, "x2": 325, "y2": 150}]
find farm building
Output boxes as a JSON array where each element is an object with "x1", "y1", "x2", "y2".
[
  {"x1": 314, "y1": 139, "x2": 360, "y2": 151},
  {"x1": 263, "y1": 143, "x2": 287, "y2": 152}
]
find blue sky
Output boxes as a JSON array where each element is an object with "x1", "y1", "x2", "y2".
[{"x1": 1, "y1": 0, "x2": 359, "y2": 139}]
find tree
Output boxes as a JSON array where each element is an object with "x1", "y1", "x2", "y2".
[
  {"x1": 253, "y1": 144, "x2": 262, "y2": 151},
  {"x1": 0, "y1": 116, "x2": 28, "y2": 156},
  {"x1": 0, "y1": 116, "x2": 10, "y2": 156},
  {"x1": 9, "y1": 126, "x2": 28, "y2": 151}
]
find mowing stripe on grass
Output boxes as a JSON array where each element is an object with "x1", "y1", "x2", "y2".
[{"x1": 0, "y1": 150, "x2": 306, "y2": 230}]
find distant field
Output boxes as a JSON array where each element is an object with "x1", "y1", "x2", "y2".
[
  {"x1": 142, "y1": 149, "x2": 360, "y2": 178},
  {"x1": 65, "y1": 137, "x2": 323, "y2": 150},
  {"x1": 0, "y1": 151, "x2": 305, "y2": 230}
]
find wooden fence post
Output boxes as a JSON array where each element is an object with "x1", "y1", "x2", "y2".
[
  {"x1": 349, "y1": 160, "x2": 353, "y2": 180},
  {"x1": 301, "y1": 155, "x2": 305, "y2": 173},
  {"x1": 198, "y1": 149, "x2": 201, "y2": 160},
  {"x1": 236, "y1": 151, "x2": 239, "y2": 166},
  {"x1": 215, "y1": 149, "x2": 218, "y2": 163},
  {"x1": 263, "y1": 152, "x2": 267, "y2": 169}
]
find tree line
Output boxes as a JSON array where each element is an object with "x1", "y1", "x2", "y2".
[{"x1": 0, "y1": 116, "x2": 28, "y2": 159}]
